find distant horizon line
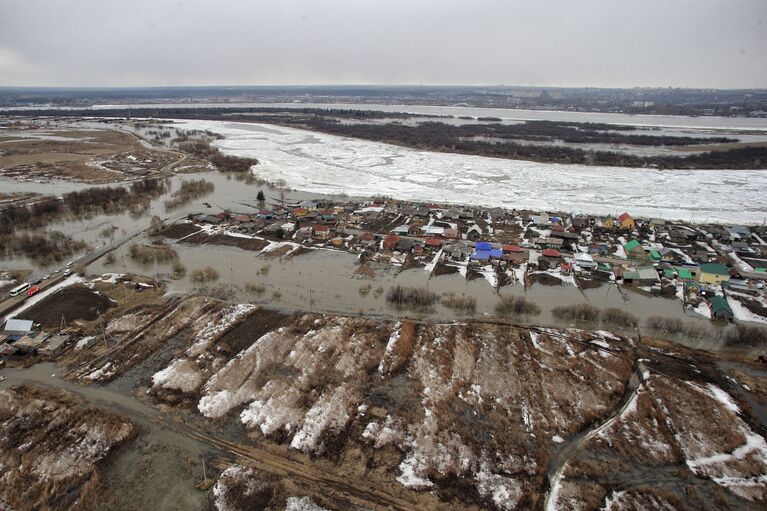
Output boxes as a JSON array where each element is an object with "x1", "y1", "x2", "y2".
[{"x1": 1, "y1": 84, "x2": 766, "y2": 92}]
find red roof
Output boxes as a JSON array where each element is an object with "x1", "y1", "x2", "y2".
[
  {"x1": 313, "y1": 225, "x2": 330, "y2": 232},
  {"x1": 425, "y1": 238, "x2": 441, "y2": 246},
  {"x1": 503, "y1": 244, "x2": 522, "y2": 253},
  {"x1": 551, "y1": 224, "x2": 565, "y2": 232},
  {"x1": 383, "y1": 234, "x2": 400, "y2": 249},
  {"x1": 542, "y1": 248, "x2": 561, "y2": 258},
  {"x1": 618, "y1": 212, "x2": 632, "y2": 222},
  {"x1": 360, "y1": 231, "x2": 374, "y2": 240},
  {"x1": 235, "y1": 214, "x2": 251, "y2": 222}
]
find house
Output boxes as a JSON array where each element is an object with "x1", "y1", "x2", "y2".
[
  {"x1": 542, "y1": 248, "x2": 561, "y2": 259},
  {"x1": 234, "y1": 214, "x2": 252, "y2": 223},
  {"x1": 623, "y1": 240, "x2": 647, "y2": 259},
  {"x1": 197, "y1": 214, "x2": 223, "y2": 225},
  {"x1": 574, "y1": 253, "x2": 597, "y2": 270},
  {"x1": 312, "y1": 225, "x2": 331, "y2": 240},
  {"x1": 442, "y1": 228, "x2": 459, "y2": 239},
  {"x1": 697, "y1": 263, "x2": 730, "y2": 285},
  {"x1": 470, "y1": 250, "x2": 491, "y2": 262},
  {"x1": 397, "y1": 238, "x2": 422, "y2": 252},
  {"x1": 709, "y1": 296, "x2": 734, "y2": 321},
  {"x1": 725, "y1": 225, "x2": 751, "y2": 241},
  {"x1": 466, "y1": 224, "x2": 483, "y2": 241},
  {"x1": 600, "y1": 216, "x2": 615, "y2": 229},
  {"x1": 425, "y1": 238, "x2": 442, "y2": 248},
  {"x1": 528, "y1": 250, "x2": 541, "y2": 267},
  {"x1": 623, "y1": 266, "x2": 659, "y2": 286},
  {"x1": 490, "y1": 249, "x2": 504, "y2": 259},
  {"x1": 503, "y1": 244, "x2": 523, "y2": 254},
  {"x1": 391, "y1": 225, "x2": 411, "y2": 236},
  {"x1": 382, "y1": 235, "x2": 400, "y2": 250},
  {"x1": 572, "y1": 215, "x2": 595, "y2": 229},
  {"x1": 531, "y1": 214, "x2": 550, "y2": 226},
  {"x1": 359, "y1": 231, "x2": 375, "y2": 243},
  {"x1": 293, "y1": 207, "x2": 309, "y2": 218},
  {"x1": 408, "y1": 224, "x2": 424, "y2": 236},
  {"x1": 618, "y1": 212, "x2": 635, "y2": 230},
  {"x1": 475, "y1": 241, "x2": 492, "y2": 251},
  {"x1": 423, "y1": 226, "x2": 445, "y2": 237},
  {"x1": 41, "y1": 333, "x2": 70, "y2": 357}
]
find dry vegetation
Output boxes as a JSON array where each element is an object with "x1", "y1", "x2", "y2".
[
  {"x1": 440, "y1": 293, "x2": 477, "y2": 313},
  {"x1": 552, "y1": 303, "x2": 601, "y2": 322},
  {"x1": 191, "y1": 266, "x2": 220, "y2": 283},
  {"x1": 129, "y1": 242, "x2": 179, "y2": 264},
  {"x1": 495, "y1": 294, "x2": 541, "y2": 316},
  {"x1": 386, "y1": 285, "x2": 439, "y2": 311},
  {"x1": 163, "y1": 178, "x2": 215, "y2": 210},
  {"x1": 0, "y1": 385, "x2": 135, "y2": 510}
]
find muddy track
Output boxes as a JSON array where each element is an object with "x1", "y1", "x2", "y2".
[
  {"x1": 542, "y1": 360, "x2": 644, "y2": 511},
  {"x1": 182, "y1": 427, "x2": 421, "y2": 511}
]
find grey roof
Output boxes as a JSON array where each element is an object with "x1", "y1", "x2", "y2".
[{"x1": 3, "y1": 319, "x2": 33, "y2": 333}]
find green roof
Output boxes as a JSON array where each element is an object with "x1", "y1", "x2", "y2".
[
  {"x1": 663, "y1": 269, "x2": 677, "y2": 278},
  {"x1": 649, "y1": 250, "x2": 661, "y2": 260},
  {"x1": 624, "y1": 239, "x2": 642, "y2": 252},
  {"x1": 756, "y1": 268, "x2": 766, "y2": 273},
  {"x1": 677, "y1": 268, "x2": 693, "y2": 280},
  {"x1": 709, "y1": 296, "x2": 732, "y2": 314},
  {"x1": 699, "y1": 263, "x2": 729, "y2": 276}
]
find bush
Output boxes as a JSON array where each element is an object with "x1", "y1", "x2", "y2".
[
  {"x1": 552, "y1": 303, "x2": 600, "y2": 322},
  {"x1": 495, "y1": 295, "x2": 541, "y2": 316},
  {"x1": 441, "y1": 294, "x2": 477, "y2": 313},
  {"x1": 128, "y1": 242, "x2": 178, "y2": 264},
  {"x1": 190, "y1": 266, "x2": 219, "y2": 283},
  {"x1": 386, "y1": 285, "x2": 439, "y2": 311},
  {"x1": 246, "y1": 282, "x2": 266, "y2": 295},
  {"x1": 646, "y1": 316, "x2": 711, "y2": 339},
  {"x1": 171, "y1": 261, "x2": 186, "y2": 278},
  {"x1": 646, "y1": 316, "x2": 684, "y2": 334},
  {"x1": 601, "y1": 307, "x2": 638, "y2": 328},
  {"x1": 725, "y1": 324, "x2": 767, "y2": 346}
]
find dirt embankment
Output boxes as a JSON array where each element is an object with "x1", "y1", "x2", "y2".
[
  {"x1": 65, "y1": 298, "x2": 767, "y2": 511},
  {"x1": 182, "y1": 231, "x2": 271, "y2": 251},
  {"x1": 17, "y1": 284, "x2": 116, "y2": 328},
  {"x1": 0, "y1": 384, "x2": 135, "y2": 511}
]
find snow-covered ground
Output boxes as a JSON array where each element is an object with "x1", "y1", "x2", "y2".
[{"x1": 174, "y1": 120, "x2": 767, "y2": 224}]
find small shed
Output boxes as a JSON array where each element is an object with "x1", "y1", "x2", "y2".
[
  {"x1": 709, "y1": 296, "x2": 734, "y2": 321},
  {"x1": 2, "y1": 319, "x2": 33, "y2": 336}
]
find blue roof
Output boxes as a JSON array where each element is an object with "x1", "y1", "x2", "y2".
[
  {"x1": 490, "y1": 249, "x2": 503, "y2": 258},
  {"x1": 471, "y1": 250, "x2": 491, "y2": 261},
  {"x1": 475, "y1": 242, "x2": 492, "y2": 251}
]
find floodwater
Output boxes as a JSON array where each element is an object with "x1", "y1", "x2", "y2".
[
  {"x1": 86, "y1": 231, "x2": 731, "y2": 351},
  {"x1": 0, "y1": 362, "x2": 215, "y2": 510}
]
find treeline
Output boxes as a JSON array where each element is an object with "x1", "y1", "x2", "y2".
[
  {"x1": 0, "y1": 231, "x2": 88, "y2": 264},
  {"x1": 0, "y1": 178, "x2": 167, "y2": 235},
  {"x1": 177, "y1": 140, "x2": 259, "y2": 172},
  {"x1": 293, "y1": 120, "x2": 764, "y2": 170}
]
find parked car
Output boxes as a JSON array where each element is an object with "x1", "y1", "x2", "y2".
[
  {"x1": 63, "y1": 268, "x2": 72, "y2": 276},
  {"x1": 53, "y1": 267, "x2": 62, "y2": 273},
  {"x1": 27, "y1": 286, "x2": 40, "y2": 297},
  {"x1": 42, "y1": 274, "x2": 51, "y2": 280}
]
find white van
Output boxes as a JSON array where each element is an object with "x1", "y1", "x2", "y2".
[{"x1": 9, "y1": 283, "x2": 30, "y2": 297}]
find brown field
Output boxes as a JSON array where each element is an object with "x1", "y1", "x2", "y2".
[{"x1": 0, "y1": 128, "x2": 181, "y2": 183}]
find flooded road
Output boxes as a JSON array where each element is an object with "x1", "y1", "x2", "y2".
[{"x1": 0, "y1": 363, "x2": 215, "y2": 511}]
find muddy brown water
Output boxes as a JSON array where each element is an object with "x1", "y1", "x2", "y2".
[{"x1": 0, "y1": 362, "x2": 215, "y2": 510}]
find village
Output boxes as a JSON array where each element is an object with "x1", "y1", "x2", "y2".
[{"x1": 184, "y1": 194, "x2": 767, "y2": 325}]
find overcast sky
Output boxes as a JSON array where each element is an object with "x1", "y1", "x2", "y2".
[{"x1": 1, "y1": 0, "x2": 765, "y2": 88}]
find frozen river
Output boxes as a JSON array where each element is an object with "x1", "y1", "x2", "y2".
[{"x1": 173, "y1": 119, "x2": 767, "y2": 224}]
